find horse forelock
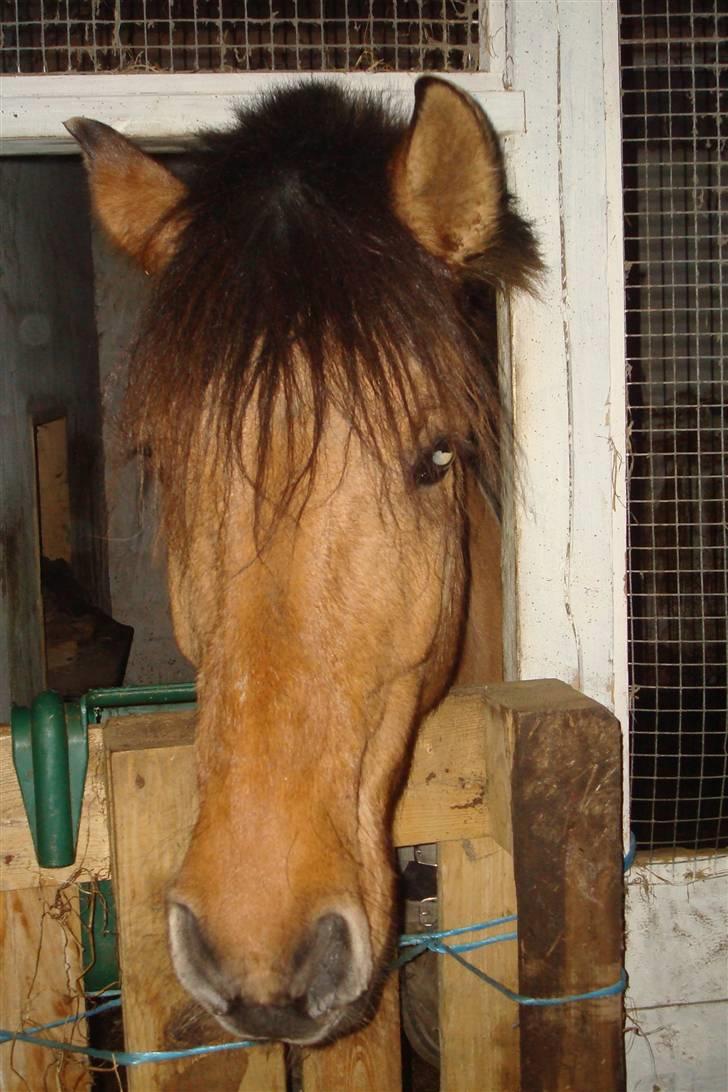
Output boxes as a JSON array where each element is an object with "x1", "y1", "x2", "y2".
[{"x1": 123, "y1": 83, "x2": 505, "y2": 552}]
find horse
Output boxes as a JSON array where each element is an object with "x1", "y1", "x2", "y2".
[{"x1": 67, "y1": 77, "x2": 539, "y2": 1047}]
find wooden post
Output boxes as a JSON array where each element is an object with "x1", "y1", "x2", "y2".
[
  {"x1": 105, "y1": 712, "x2": 286, "y2": 1092},
  {"x1": 429, "y1": 690, "x2": 519, "y2": 1092},
  {"x1": 484, "y1": 680, "x2": 625, "y2": 1092},
  {"x1": 302, "y1": 977, "x2": 401, "y2": 1092},
  {"x1": 438, "y1": 838, "x2": 519, "y2": 1092}
]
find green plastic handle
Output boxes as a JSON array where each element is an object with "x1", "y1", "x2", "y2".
[{"x1": 12, "y1": 683, "x2": 197, "y2": 868}]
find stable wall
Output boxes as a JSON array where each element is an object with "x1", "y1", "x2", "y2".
[
  {"x1": 625, "y1": 852, "x2": 728, "y2": 1091},
  {"x1": 2, "y1": 4, "x2": 724, "y2": 1084},
  {"x1": 0, "y1": 158, "x2": 107, "y2": 720},
  {"x1": 91, "y1": 231, "x2": 193, "y2": 686}
]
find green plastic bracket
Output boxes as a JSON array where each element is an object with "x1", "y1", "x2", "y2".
[
  {"x1": 11, "y1": 692, "x2": 87, "y2": 868},
  {"x1": 11, "y1": 682, "x2": 196, "y2": 869}
]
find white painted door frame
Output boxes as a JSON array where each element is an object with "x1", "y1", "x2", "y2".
[
  {"x1": 500, "y1": 0, "x2": 628, "y2": 728},
  {"x1": 0, "y1": 70, "x2": 523, "y2": 152}
]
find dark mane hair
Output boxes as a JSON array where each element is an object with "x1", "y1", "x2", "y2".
[{"x1": 124, "y1": 81, "x2": 539, "y2": 546}]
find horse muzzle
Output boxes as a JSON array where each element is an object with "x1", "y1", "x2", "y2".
[{"x1": 167, "y1": 900, "x2": 374, "y2": 1045}]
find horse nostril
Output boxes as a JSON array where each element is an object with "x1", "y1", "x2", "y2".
[
  {"x1": 168, "y1": 901, "x2": 371, "y2": 1038},
  {"x1": 293, "y1": 912, "x2": 355, "y2": 1019},
  {"x1": 168, "y1": 899, "x2": 233, "y2": 1017}
]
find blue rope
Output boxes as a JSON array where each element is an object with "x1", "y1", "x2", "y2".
[
  {"x1": 422, "y1": 943, "x2": 626, "y2": 1007},
  {"x1": 0, "y1": 919, "x2": 625, "y2": 1066},
  {"x1": 0, "y1": 1015, "x2": 258, "y2": 1067},
  {"x1": 0, "y1": 839, "x2": 635, "y2": 1066},
  {"x1": 393, "y1": 914, "x2": 518, "y2": 970}
]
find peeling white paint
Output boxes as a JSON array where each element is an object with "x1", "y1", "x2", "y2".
[
  {"x1": 625, "y1": 853, "x2": 728, "y2": 1091},
  {"x1": 502, "y1": 0, "x2": 628, "y2": 717}
]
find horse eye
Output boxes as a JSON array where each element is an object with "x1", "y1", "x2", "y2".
[{"x1": 413, "y1": 440, "x2": 456, "y2": 487}]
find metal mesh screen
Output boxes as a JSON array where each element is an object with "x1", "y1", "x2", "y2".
[
  {"x1": 621, "y1": 0, "x2": 727, "y2": 850},
  {"x1": 0, "y1": 1, "x2": 481, "y2": 74}
]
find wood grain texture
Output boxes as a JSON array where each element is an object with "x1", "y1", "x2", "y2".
[
  {"x1": 302, "y1": 976, "x2": 401, "y2": 1092},
  {"x1": 438, "y1": 838, "x2": 519, "y2": 1092},
  {"x1": 486, "y1": 680, "x2": 625, "y2": 1092},
  {"x1": 0, "y1": 885, "x2": 90, "y2": 1091},
  {"x1": 106, "y1": 728, "x2": 286, "y2": 1092},
  {"x1": 394, "y1": 689, "x2": 490, "y2": 847}
]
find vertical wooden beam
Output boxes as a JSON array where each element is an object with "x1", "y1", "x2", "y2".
[
  {"x1": 439, "y1": 489, "x2": 519, "y2": 1092},
  {"x1": 105, "y1": 713, "x2": 286, "y2": 1092},
  {"x1": 438, "y1": 837, "x2": 519, "y2": 1092},
  {"x1": 302, "y1": 976, "x2": 401, "y2": 1092},
  {"x1": 485, "y1": 680, "x2": 625, "y2": 1092},
  {"x1": 34, "y1": 416, "x2": 72, "y2": 564}
]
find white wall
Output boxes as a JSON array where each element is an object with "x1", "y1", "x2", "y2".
[{"x1": 625, "y1": 852, "x2": 728, "y2": 1091}]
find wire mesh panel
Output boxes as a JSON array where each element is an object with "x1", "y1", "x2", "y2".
[
  {"x1": 0, "y1": 1, "x2": 481, "y2": 74},
  {"x1": 621, "y1": 0, "x2": 727, "y2": 850}
]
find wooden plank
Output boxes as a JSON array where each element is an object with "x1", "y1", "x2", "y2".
[
  {"x1": 1, "y1": 689, "x2": 493, "y2": 896},
  {"x1": 437, "y1": 486, "x2": 518, "y2": 1091},
  {"x1": 302, "y1": 976, "x2": 401, "y2": 1092},
  {"x1": 393, "y1": 689, "x2": 489, "y2": 847},
  {"x1": 485, "y1": 680, "x2": 625, "y2": 1092},
  {"x1": 438, "y1": 838, "x2": 519, "y2": 1092},
  {"x1": 35, "y1": 417, "x2": 72, "y2": 564},
  {"x1": 0, "y1": 724, "x2": 110, "y2": 893},
  {"x1": 103, "y1": 696, "x2": 491, "y2": 848},
  {"x1": 106, "y1": 729, "x2": 286, "y2": 1092},
  {"x1": 0, "y1": 885, "x2": 90, "y2": 1091}
]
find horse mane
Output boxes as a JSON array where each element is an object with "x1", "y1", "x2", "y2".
[{"x1": 123, "y1": 82, "x2": 540, "y2": 548}]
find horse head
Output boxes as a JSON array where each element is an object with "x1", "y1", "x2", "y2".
[{"x1": 68, "y1": 77, "x2": 539, "y2": 1045}]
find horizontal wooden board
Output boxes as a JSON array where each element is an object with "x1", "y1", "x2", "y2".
[
  {"x1": 101, "y1": 691, "x2": 492, "y2": 849},
  {"x1": 2, "y1": 689, "x2": 493, "y2": 892}
]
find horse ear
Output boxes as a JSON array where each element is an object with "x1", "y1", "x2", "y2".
[
  {"x1": 391, "y1": 77, "x2": 506, "y2": 266},
  {"x1": 64, "y1": 118, "x2": 188, "y2": 274}
]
